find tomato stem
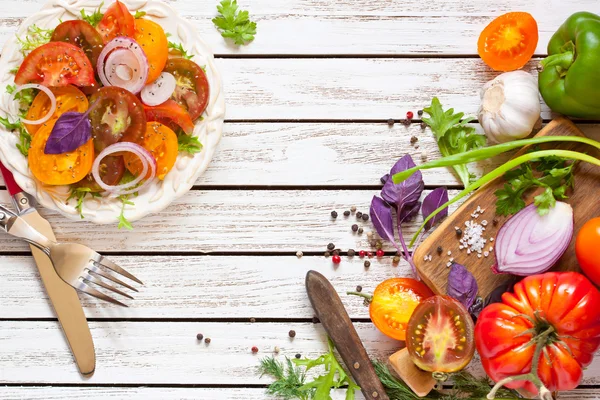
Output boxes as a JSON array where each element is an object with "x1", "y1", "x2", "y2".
[
  {"x1": 346, "y1": 291, "x2": 373, "y2": 303},
  {"x1": 486, "y1": 326, "x2": 555, "y2": 400}
]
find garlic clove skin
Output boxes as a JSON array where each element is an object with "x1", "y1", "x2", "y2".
[{"x1": 478, "y1": 71, "x2": 541, "y2": 144}]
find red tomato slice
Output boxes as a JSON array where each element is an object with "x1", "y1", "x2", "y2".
[
  {"x1": 144, "y1": 100, "x2": 195, "y2": 135},
  {"x1": 164, "y1": 58, "x2": 209, "y2": 121},
  {"x1": 15, "y1": 42, "x2": 96, "y2": 87},
  {"x1": 96, "y1": 0, "x2": 135, "y2": 43}
]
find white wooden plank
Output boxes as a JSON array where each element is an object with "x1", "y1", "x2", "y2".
[
  {"x1": 0, "y1": 255, "x2": 408, "y2": 319},
  {"x1": 0, "y1": 189, "x2": 463, "y2": 252},
  {"x1": 2, "y1": 386, "x2": 599, "y2": 400},
  {"x1": 0, "y1": 387, "x2": 354, "y2": 400},
  {"x1": 1, "y1": 123, "x2": 598, "y2": 188},
  {"x1": 1, "y1": 123, "x2": 599, "y2": 188},
  {"x1": 1, "y1": 321, "x2": 600, "y2": 386},
  {"x1": 0, "y1": 0, "x2": 598, "y2": 55}
]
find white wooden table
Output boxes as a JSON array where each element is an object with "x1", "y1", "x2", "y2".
[{"x1": 1, "y1": 1, "x2": 600, "y2": 398}]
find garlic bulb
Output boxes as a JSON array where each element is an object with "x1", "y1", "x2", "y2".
[{"x1": 478, "y1": 71, "x2": 541, "y2": 144}]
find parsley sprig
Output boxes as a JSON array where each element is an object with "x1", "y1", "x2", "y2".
[
  {"x1": 423, "y1": 97, "x2": 487, "y2": 187},
  {"x1": 259, "y1": 338, "x2": 360, "y2": 399},
  {"x1": 212, "y1": 0, "x2": 257, "y2": 45},
  {"x1": 495, "y1": 154, "x2": 575, "y2": 216},
  {"x1": 167, "y1": 41, "x2": 193, "y2": 60},
  {"x1": 80, "y1": 2, "x2": 104, "y2": 27},
  {"x1": 16, "y1": 24, "x2": 53, "y2": 54},
  {"x1": 178, "y1": 133, "x2": 203, "y2": 154}
]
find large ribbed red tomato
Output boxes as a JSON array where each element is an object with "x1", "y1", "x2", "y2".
[{"x1": 475, "y1": 272, "x2": 600, "y2": 396}]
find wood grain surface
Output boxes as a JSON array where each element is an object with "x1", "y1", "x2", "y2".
[
  {"x1": 1, "y1": 0, "x2": 600, "y2": 398},
  {"x1": 415, "y1": 118, "x2": 600, "y2": 298}
]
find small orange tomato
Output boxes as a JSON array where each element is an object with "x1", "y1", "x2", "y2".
[
  {"x1": 28, "y1": 121, "x2": 94, "y2": 185},
  {"x1": 124, "y1": 122, "x2": 178, "y2": 180},
  {"x1": 364, "y1": 278, "x2": 434, "y2": 341},
  {"x1": 478, "y1": 12, "x2": 538, "y2": 71},
  {"x1": 576, "y1": 217, "x2": 600, "y2": 286},
  {"x1": 25, "y1": 85, "x2": 89, "y2": 135},
  {"x1": 133, "y1": 18, "x2": 169, "y2": 83}
]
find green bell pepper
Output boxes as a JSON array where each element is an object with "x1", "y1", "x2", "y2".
[{"x1": 539, "y1": 12, "x2": 600, "y2": 119}]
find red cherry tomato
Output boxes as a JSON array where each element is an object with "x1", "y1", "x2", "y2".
[{"x1": 576, "y1": 217, "x2": 600, "y2": 286}]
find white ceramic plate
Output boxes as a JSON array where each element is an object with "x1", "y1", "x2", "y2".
[{"x1": 0, "y1": 0, "x2": 225, "y2": 224}]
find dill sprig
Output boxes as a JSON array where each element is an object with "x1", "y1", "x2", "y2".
[{"x1": 259, "y1": 357, "x2": 309, "y2": 400}]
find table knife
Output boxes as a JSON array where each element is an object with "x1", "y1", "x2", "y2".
[
  {"x1": 0, "y1": 162, "x2": 95, "y2": 376},
  {"x1": 305, "y1": 270, "x2": 389, "y2": 400}
]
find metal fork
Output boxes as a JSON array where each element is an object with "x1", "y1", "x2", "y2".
[{"x1": 0, "y1": 205, "x2": 142, "y2": 307}]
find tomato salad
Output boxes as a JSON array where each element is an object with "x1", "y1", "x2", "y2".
[{"x1": 3, "y1": 0, "x2": 209, "y2": 225}]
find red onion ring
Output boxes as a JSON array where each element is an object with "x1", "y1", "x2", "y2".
[
  {"x1": 97, "y1": 37, "x2": 149, "y2": 94},
  {"x1": 92, "y1": 142, "x2": 156, "y2": 195},
  {"x1": 493, "y1": 202, "x2": 574, "y2": 276},
  {"x1": 141, "y1": 72, "x2": 176, "y2": 106},
  {"x1": 11, "y1": 84, "x2": 56, "y2": 125}
]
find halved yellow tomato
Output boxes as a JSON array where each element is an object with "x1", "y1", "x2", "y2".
[
  {"x1": 133, "y1": 18, "x2": 169, "y2": 83},
  {"x1": 124, "y1": 122, "x2": 178, "y2": 180},
  {"x1": 25, "y1": 85, "x2": 89, "y2": 135},
  {"x1": 28, "y1": 121, "x2": 94, "y2": 186}
]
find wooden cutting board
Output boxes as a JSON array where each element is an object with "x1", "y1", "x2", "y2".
[{"x1": 414, "y1": 118, "x2": 600, "y2": 299}]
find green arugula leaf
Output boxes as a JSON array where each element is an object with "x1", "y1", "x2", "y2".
[
  {"x1": 67, "y1": 186, "x2": 101, "y2": 219},
  {"x1": 9, "y1": 67, "x2": 18, "y2": 74},
  {"x1": 0, "y1": 116, "x2": 31, "y2": 156},
  {"x1": 6, "y1": 84, "x2": 36, "y2": 109},
  {"x1": 117, "y1": 195, "x2": 134, "y2": 230},
  {"x1": 16, "y1": 24, "x2": 53, "y2": 54},
  {"x1": 212, "y1": 0, "x2": 257, "y2": 46},
  {"x1": 134, "y1": 10, "x2": 146, "y2": 19},
  {"x1": 167, "y1": 41, "x2": 193, "y2": 60},
  {"x1": 80, "y1": 2, "x2": 104, "y2": 27},
  {"x1": 178, "y1": 133, "x2": 203, "y2": 154},
  {"x1": 422, "y1": 97, "x2": 486, "y2": 186}
]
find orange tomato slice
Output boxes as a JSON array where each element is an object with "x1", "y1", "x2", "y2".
[
  {"x1": 124, "y1": 122, "x2": 178, "y2": 180},
  {"x1": 25, "y1": 85, "x2": 89, "y2": 135},
  {"x1": 133, "y1": 19, "x2": 169, "y2": 83},
  {"x1": 28, "y1": 121, "x2": 94, "y2": 186},
  {"x1": 477, "y1": 12, "x2": 538, "y2": 71}
]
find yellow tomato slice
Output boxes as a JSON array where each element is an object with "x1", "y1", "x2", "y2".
[
  {"x1": 28, "y1": 121, "x2": 94, "y2": 186},
  {"x1": 124, "y1": 121, "x2": 178, "y2": 180},
  {"x1": 133, "y1": 19, "x2": 169, "y2": 83},
  {"x1": 25, "y1": 85, "x2": 89, "y2": 135}
]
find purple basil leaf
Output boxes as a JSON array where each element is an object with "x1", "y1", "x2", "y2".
[
  {"x1": 447, "y1": 263, "x2": 478, "y2": 309},
  {"x1": 421, "y1": 187, "x2": 449, "y2": 230},
  {"x1": 398, "y1": 201, "x2": 421, "y2": 224},
  {"x1": 381, "y1": 154, "x2": 424, "y2": 209},
  {"x1": 44, "y1": 111, "x2": 92, "y2": 154},
  {"x1": 370, "y1": 196, "x2": 395, "y2": 243},
  {"x1": 380, "y1": 173, "x2": 389, "y2": 184}
]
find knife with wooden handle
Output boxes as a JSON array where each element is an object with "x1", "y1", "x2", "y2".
[
  {"x1": 0, "y1": 162, "x2": 95, "y2": 376},
  {"x1": 305, "y1": 270, "x2": 389, "y2": 400}
]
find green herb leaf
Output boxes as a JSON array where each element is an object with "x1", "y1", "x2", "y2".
[
  {"x1": 0, "y1": 117, "x2": 31, "y2": 156},
  {"x1": 117, "y1": 195, "x2": 134, "y2": 230},
  {"x1": 212, "y1": 0, "x2": 257, "y2": 46},
  {"x1": 134, "y1": 10, "x2": 146, "y2": 19},
  {"x1": 16, "y1": 24, "x2": 53, "y2": 54},
  {"x1": 422, "y1": 97, "x2": 486, "y2": 186},
  {"x1": 9, "y1": 67, "x2": 18, "y2": 75},
  {"x1": 80, "y1": 2, "x2": 104, "y2": 27},
  {"x1": 178, "y1": 133, "x2": 203, "y2": 154},
  {"x1": 167, "y1": 41, "x2": 193, "y2": 60},
  {"x1": 533, "y1": 186, "x2": 556, "y2": 215},
  {"x1": 67, "y1": 186, "x2": 101, "y2": 219}
]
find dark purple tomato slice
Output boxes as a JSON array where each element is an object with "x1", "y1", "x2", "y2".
[
  {"x1": 163, "y1": 58, "x2": 209, "y2": 120},
  {"x1": 51, "y1": 20, "x2": 104, "y2": 68}
]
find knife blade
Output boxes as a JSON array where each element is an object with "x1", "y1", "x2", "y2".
[
  {"x1": 0, "y1": 162, "x2": 95, "y2": 375},
  {"x1": 305, "y1": 270, "x2": 389, "y2": 400}
]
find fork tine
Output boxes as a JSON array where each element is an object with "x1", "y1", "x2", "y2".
[
  {"x1": 77, "y1": 281, "x2": 128, "y2": 307},
  {"x1": 85, "y1": 273, "x2": 134, "y2": 300},
  {"x1": 96, "y1": 255, "x2": 143, "y2": 285},
  {"x1": 89, "y1": 264, "x2": 139, "y2": 292}
]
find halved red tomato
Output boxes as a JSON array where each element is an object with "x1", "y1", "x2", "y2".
[
  {"x1": 51, "y1": 20, "x2": 104, "y2": 68},
  {"x1": 15, "y1": 42, "x2": 95, "y2": 87},
  {"x1": 406, "y1": 295, "x2": 475, "y2": 373},
  {"x1": 144, "y1": 100, "x2": 194, "y2": 134},
  {"x1": 164, "y1": 58, "x2": 209, "y2": 120},
  {"x1": 96, "y1": 0, "x2": 135, "y2": 43},
  {"x1": 88, "y1": 87, "x2": 146, "y2": 151}
]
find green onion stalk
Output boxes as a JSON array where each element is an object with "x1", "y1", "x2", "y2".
[{"x1": 390, "y1": 136, "x2": 600, "y2": 247}]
